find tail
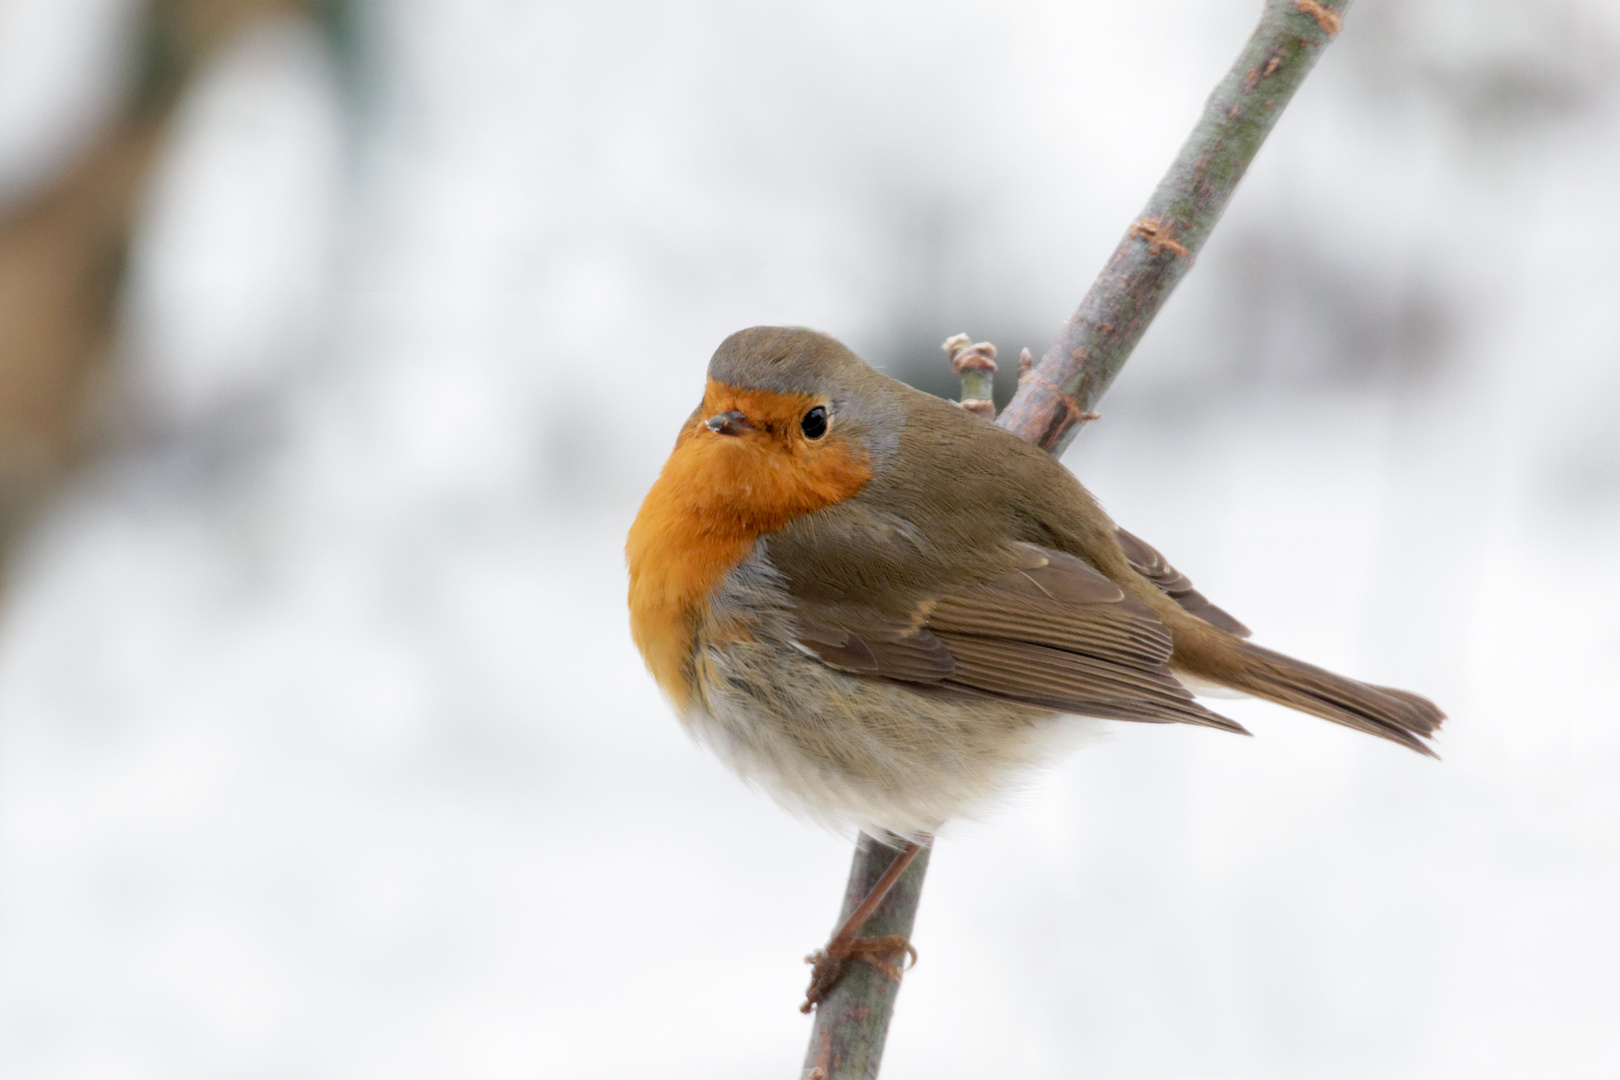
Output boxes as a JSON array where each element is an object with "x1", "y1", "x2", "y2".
[{"x1": 1181, "y1": 639, "x2": 1445, "y2": 757}]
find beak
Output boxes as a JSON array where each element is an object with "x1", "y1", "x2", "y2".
[{"x1": 705, "y1": 410, "x2": 755, "y2": 436}]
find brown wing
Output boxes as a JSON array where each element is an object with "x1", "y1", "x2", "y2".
[
  {"x1": 1114, "y1": 527, "x2": 1252, "y2": 638},
  {"x1": 794, "y1": 543, "x2": 1246, "y2": 734},
  {"x1": 794, "y1": 609, "x2": 956, "y2": 683}
]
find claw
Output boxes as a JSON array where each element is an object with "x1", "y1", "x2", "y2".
[{"x1": 800, "y1": 935, "x2": 917, "y2": 1012}]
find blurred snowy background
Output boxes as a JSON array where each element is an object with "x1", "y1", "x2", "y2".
[{"x1": 0, "y1": 0, "x2": 1617, "y2": 1076}]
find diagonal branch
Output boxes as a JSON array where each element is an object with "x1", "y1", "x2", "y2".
[
  {"x1": 801, "y1": 1, "x2": 1351, "y2": 1076},
  {"x1": 997, "y1": 0, "x2": 1349, "y2": 458}
]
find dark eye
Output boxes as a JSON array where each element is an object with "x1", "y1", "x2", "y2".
[{"x1": 800, "y1": 406, "x2": 828, "y2": 440}]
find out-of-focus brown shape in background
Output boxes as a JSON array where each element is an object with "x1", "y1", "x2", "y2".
[{"x1": 0, "y1": 0, "x2": 324, "y2": 533}]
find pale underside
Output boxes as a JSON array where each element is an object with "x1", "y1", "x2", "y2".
[{"x1": 683, "y1": 539, "x2": 1240, "y2": 840}]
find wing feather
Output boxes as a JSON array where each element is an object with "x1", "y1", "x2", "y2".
[
  {"x1": 793, "y1": 543, "x2": 1245, "y2": 734},
  {"x1": 936, "y1": 633, "x2": 1245, "y2": 731},
  {"x1": 1115, "y1": 527, "x2": 1251, "y2": 638}
]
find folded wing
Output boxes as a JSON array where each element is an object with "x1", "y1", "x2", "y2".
[{"x1": 794, "y1": 543, "x2": 1245, "y2": 734}]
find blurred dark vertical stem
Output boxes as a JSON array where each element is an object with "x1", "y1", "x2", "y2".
[
  {"x1": 0, "y1": 0, "x2": 341, "y2": 545},
  {"x1": 800, "y1": 1, "x2": 1351, "y2": 1076}
]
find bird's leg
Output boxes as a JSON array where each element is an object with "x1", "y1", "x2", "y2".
[{"x1": 800, "y1": 839, "x2": 923, "y2": 1013}]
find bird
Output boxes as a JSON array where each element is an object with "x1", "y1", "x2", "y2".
[{"x1": 625, "y1": 325, "x2": 1444, "y2": 1008}]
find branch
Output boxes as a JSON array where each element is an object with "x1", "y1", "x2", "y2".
[
  {"x1": 801, "y1": 0, "x2": 1350, "y2": 1075},
  {"x1": 800, "y1": 835, "x2": 931, "y2": 1080},
  {"x1": 997, "y1": 0, "x2": 1348, "y2": 457}
]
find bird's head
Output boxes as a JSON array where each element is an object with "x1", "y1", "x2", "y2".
[{"x1": 659, "y1": 327, "x2": 903, "y2": 534}]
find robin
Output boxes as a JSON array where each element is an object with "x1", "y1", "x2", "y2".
[{"x1": 625, "y1": 326, "x2": 1443, "y2": 1009}]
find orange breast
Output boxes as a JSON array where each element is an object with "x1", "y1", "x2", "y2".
[{"x1": 625, "y1": 381, "x2": 874, "y2": 708}]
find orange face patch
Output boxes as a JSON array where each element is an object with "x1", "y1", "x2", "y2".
[{"x1": 626, "y1": 380, "x2": 872, "y2": 706}]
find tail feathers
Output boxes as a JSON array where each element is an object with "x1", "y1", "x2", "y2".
[{"x1": 1222, "y1": 642, "x2": 1446, "y2": 757}]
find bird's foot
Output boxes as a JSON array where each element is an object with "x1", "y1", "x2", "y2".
[{"x1": 800, "y1": 934, "x2": 918, "y2": 1013}]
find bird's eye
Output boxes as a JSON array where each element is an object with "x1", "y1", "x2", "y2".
[{"x1": 800, "y1": 406, "x2": 828, "y2": 440}]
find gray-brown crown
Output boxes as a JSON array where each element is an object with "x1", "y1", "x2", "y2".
[{"x1": 707, "y1": 326, "x2": 875, "y2": 396}]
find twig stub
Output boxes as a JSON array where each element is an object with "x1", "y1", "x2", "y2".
[
  {"x1": 1128, "y1": 216, "x2": 1193, "y2": 260},
  {"x1": 944, "y1": 333, "x2": 999, "y2": 420},
  {"x1": 942, "y1": 333, "x2": 998, "y2": 375}
]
